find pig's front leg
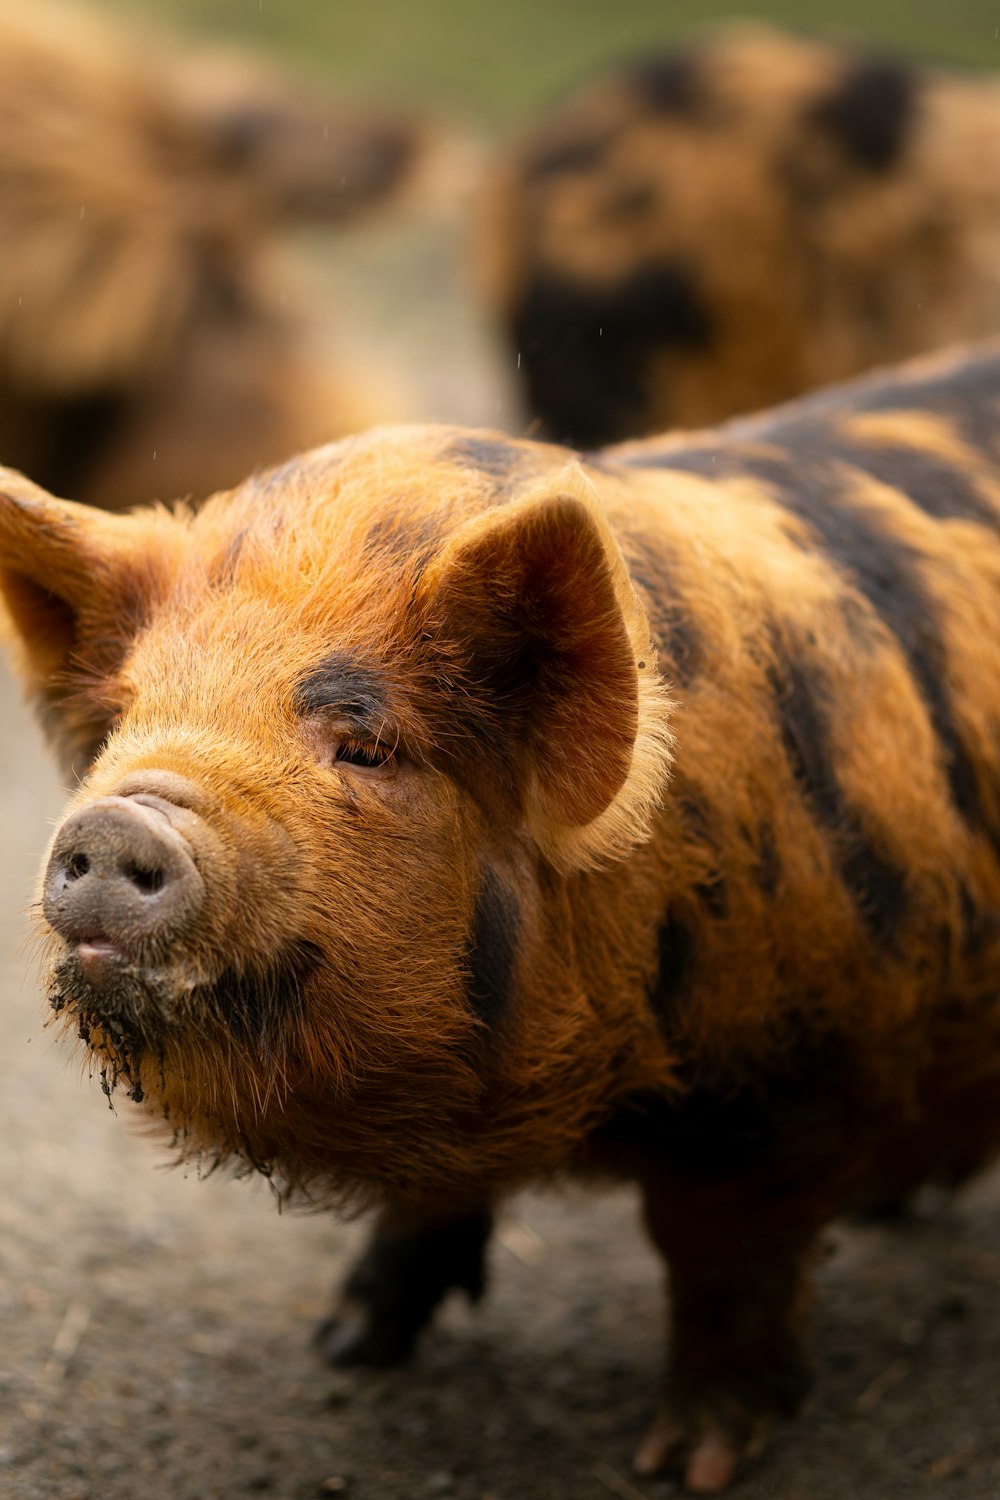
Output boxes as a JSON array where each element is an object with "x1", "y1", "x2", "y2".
[
  {"x1": 636, "y1": 1178, "x2": 815, "y2": 1493},
  {"x1": 316, "y1": 1202, "x2": 494, "y2": 1366}
]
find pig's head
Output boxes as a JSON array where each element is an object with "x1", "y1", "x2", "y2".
[{"x1": 0, "y1": 430, "x2": 672, "y2": 1204}]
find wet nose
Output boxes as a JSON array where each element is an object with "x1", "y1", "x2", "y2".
[{"x1": 43, "y1": 796, "x2": 205, "y2": 951}]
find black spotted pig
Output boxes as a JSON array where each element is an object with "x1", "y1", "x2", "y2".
[
  {"x1": 481, "y1": 25, "x2": 1000, "y2": 445},
  {"x1": 3, "y1": 342, "x2": 1000, "y2": 1490}
]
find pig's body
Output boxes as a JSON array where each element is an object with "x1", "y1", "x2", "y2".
[
  {"x1": 482, "y1": 26, "x2": 1000, "y2": 446},
  {"x1": 3, "y1": 342, "x2": 1000, "y2": 1490}
]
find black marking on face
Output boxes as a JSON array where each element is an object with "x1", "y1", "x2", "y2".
[
  {"x1": 295, "y1": 654, "x2": 391, "y2": 732},
  {"x1": 513, "y1": 263, "x2": 713, "y2": 448},
  {"x1": 50, "y1": 940, "x2": 322, "y2": 1069},
  {"x1": 627, "y1": 52, "x2": 707, "y2": 119},
  {"x1": 808, "y1": 58, "x2": 919, "y2": 173},
  {"x1": 207, "y1": 102, "x2": 294, "y2": 170},
  {"x1": 250, "y1": 118, "x2": 417, "y2": 219},
  {"x1": 22, "y1": 388, "x2": 131, "y2": 500},
  {"x1": 768, "y1": 641, "x2": 909, "y2": 947},
  {"x1": 647, "y1": 906, "x2": 696, "y2": 1027},
  {"x1": 601, "y1": 181, "x2": 658, "y2": 222},
  {"x1": 464, "y1": 867, "x2": 520, "y2": 1032},
  {"x1": 209, "y1": 940, "x2": 322, "y2": 1051},
  {"x1": 527, "y1": 131, "x2": 611, "y2": 178},
  {"x1": 336, "y1": 125, "x2": 420, "y2": 212}
]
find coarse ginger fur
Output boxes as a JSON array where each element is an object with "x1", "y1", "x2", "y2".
[{"x1": 5, "y1": 341, "x2": 1000, "y2": 1490}]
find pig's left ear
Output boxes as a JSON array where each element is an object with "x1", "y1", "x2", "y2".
[
  {"x1": 0, "y1": 469, "x2": 136, "y2": 762},
  {"x1": 418, "y1": 469, "x2": 674, "y2": 870}
]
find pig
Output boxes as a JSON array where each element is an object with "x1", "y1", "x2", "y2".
[
  {"x1": 480, "y1": 25, "x2": 1000, "y2": 446},
  {"x1": 0, "y1": 0, "x2": 427, "y2": 509},
  {"x1": 3, "y1": 339, "x2": 1000, "y2": 1492}
]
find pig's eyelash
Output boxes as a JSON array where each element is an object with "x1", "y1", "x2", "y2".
[{"x1": 334, "y1": 735, "x2": 394, "y2": 769}]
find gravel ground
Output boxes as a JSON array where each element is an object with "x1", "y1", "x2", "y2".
[{"x1": 2, "y1": 218, "x2": 1000, "y2": 1500}]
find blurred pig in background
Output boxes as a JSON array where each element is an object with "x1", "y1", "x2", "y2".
[
  {"x1": 481, "y1": 25, "x2": 1000, "y2": 445},
  {"x1": 0, "y1": 1, "x2": 429, "y2": 508}
]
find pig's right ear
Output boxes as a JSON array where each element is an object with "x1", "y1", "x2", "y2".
[
  {"x1": 0, "y1": 468, "x2": 135, "y2": 763},
  {"x1": 417, "y1": 468, "x2": 674, "y2": 871}
]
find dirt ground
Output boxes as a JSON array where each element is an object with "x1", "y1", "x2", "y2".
[{"x1": 2, "y1": 214, "x2": 1000, "y2": 1500}]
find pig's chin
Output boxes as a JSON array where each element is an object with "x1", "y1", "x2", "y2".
[
  {"x1": 47, "y1": 935, "x2": 324, "y2": 1083},
  {"x1": 48, "y1": 943, "x2": 209, "y2": 1067}
]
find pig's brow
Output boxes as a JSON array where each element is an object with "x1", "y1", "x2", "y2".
[{"x1": 293, "y1": 653, "x2": 389, "y2": 727}]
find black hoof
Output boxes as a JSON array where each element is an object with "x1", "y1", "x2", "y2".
[
  {"x1": 315, "y1": 1298, "x2": 419, "y2": 1367},
  {"x1": 316, "y1": 1207, "x2": 494, "y2": 1368}
]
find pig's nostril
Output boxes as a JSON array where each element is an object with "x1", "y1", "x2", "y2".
[
  {"x1": 123, "y1": 862, "x2": 165, "y2": 896},
  {"x1": 44, "y1": 795, "x2": 206, "y2": 954}
]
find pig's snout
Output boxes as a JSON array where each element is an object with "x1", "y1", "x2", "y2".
[{"x1": 43, "y1": 797, "x2": 205, "y2": 955}]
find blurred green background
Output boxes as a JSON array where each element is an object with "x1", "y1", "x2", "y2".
[{"x1": 98, "y1": 0, "x2": 999, "y2": 127}]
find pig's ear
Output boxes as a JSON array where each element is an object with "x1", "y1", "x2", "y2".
[
  {"x1": 419, "y1": 467, "x2": 674, "y2": 871},
  {"x1": 0, "y1": 468, "x2": 135, "y2": 761}
]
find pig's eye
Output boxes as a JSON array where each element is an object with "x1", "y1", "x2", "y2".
[{"x1": 334, "y1": 737, "x2": 394, "y2": 770}]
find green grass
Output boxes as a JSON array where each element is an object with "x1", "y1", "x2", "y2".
[{"x1": 102, "y1": 0, "x2": 1000, "y2": 127}]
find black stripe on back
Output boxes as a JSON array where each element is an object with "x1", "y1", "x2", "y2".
[
  {"x1": 850, "y1": 351, "x2": 1000, "y2": 460},
  {"x1": 635, "y1": 418, "x2": 1000, "y2": 533},
  {"x1": 754, "y1": 454, "x2": 986, "y2": 839},
  {"x1": 767, "y1": 640, "x2": 909, "y2": 948},
  {"x1": 627, "y1": 348, "x2": 1000, "y2": 473},
  {"x1": 445, "y1": 435, "x2": 527, "y2": 481},
  {"x1": 643, "y1": 437, "x2": 991, "y2": 842},
  {"x1": 622, "y1": 544, "x2": 703, "y2": 687},
  {"x1": 827, "y1": 439, "x2": 997, "y2": 528}
]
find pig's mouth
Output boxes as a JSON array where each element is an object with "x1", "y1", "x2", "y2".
[
  {"x1": 47, "y1": 940, "x2": 209, "y2": 1095},
  {"x1": 47, "y1": 934, "x2": 324, "y2": 1089}
]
